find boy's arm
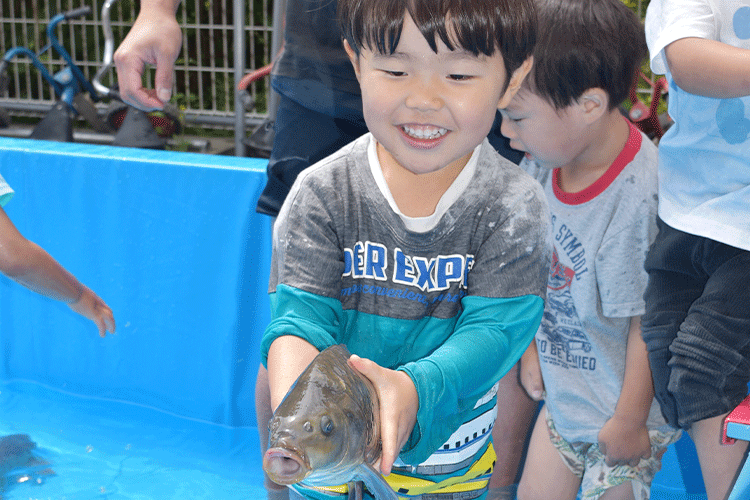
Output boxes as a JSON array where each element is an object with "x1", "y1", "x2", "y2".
[
  {"x1": 398, "y1": 294, "x2": 543, "y2": 464},
  {"x1": 519, "y1": 340, "x2": 545, "y2": 401},
  {"x1": 266, "y1": 335, "x2": 320, "y2": 410},
  {"x1": 665, "y1": 37, "x2": 750, "y2": 98},
  {"x1": 597, "y1": 316, "x2": 653, "y2": 467},
  {"x1": 0, "y1": 207, "x2": 115, "y2": 336}
]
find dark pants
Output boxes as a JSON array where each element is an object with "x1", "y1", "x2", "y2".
[
  {"x1": 642, "y1": 217, "x2": 750, "y2": 429},
  {"x1": 255, "y1": 95, "x2": 368, "y2": 217}
]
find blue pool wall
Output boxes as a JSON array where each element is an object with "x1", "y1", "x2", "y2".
[
  {"x1": 0, "y1": 137, "x2": 713, "y2": 498},
  {"x1": 0, "y1": 137, "x2": 272, "y2": 429}
]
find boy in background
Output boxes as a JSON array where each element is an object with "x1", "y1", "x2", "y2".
[
  {"x1": 501, "y1": 0, "x2": 681, "y2": 498},
  {"x1": 263, "y1": 0, "x2": 551, "y2": 498},
  {"x1": 643, "y1": 1, "x2": 750, "y2": 499}
]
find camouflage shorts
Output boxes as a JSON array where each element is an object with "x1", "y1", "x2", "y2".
[{"x1": 545, "y1": 408, "x2": 682, "y2": 500}]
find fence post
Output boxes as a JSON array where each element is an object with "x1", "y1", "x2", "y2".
[
  {"x1": 269, "y1": 0, "x2": 285, "y2": 121},
  {"x1": 233, "y1": 0, "x2": 246, "y2": 156}
]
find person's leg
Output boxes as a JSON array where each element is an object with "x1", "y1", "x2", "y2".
[
  {"x1": 598, "y1": 481, "x2": 635, "y2": 500},
  {"x1": 490, "y1": 362, "x2": 538, "y2": 487},
  {"x1": 666, "y1": 245, "x2": 750, "y2": 500},
  {"x1": 641, "y1": 218, "x2": 705, "y2": 427},
  {"x1": 690, "y1": 413, "x2": 749, "y2": 500},
  {"x1": 256, "y1": 364, "x2": 290, "y2": 499},
  {"x1": 517, "y1": 407, "x2": 581, "y2": 500}
]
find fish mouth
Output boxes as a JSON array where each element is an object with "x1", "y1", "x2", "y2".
[{"x1": 263, "y1": 447, "x2": 310, "y2": 485}]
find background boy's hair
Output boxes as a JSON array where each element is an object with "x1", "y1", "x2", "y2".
[
  {"x1": 529, "y1": 0, "x2": 647, "y2": 110},
  {"x1": 338, "y1": 0, "x2": 536, "y2": 91}
]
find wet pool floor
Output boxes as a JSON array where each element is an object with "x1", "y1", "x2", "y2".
[{"x1": 0, "y1": 380, "x2": 266, "y2": 500}]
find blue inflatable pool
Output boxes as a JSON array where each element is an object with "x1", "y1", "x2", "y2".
[{"x1": 0, "y1": 138, "x2": 709, "y2": 499}]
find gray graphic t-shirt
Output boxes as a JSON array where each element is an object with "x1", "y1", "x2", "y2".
[{"x1": 522, "y1": 123, "x2": 671, "y2": 443}]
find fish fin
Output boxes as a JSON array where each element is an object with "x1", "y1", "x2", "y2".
[
  {"x1": 354, "y1": 463, "x2": 398, "y2": 500},
  {"x1": 347, "y1": 480, "x2": 363, "y2": 500}
]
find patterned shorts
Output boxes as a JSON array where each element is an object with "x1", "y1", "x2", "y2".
[{"x1": 545, "y1": 408, "x2": 682, "y2": 500}]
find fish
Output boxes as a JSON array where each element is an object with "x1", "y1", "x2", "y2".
[
  {"x1": 263, "y1": 344, "x2": 397, "y2": 500},
  {"x1": 0, "y1": 434, "x2": 55, "y2": 496}
]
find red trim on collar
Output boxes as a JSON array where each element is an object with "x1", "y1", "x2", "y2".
[{"x1": 552, "y1": 120, "x2": 642, "y2": 205}]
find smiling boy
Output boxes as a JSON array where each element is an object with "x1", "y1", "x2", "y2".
[{"x1": 261, "y1": 0, "x2": 551, "y2": 498}]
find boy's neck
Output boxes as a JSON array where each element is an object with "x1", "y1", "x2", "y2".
[
  {"x1": 556, "y1": 111, "x2": 631, "y2": 194},
  {"x1": 377, "y1": 143, "x2": 471, "y2": 218}
]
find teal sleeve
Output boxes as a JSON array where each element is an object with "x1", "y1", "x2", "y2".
[
  {"x1": 397, "y1": 294, "x2": 543, "y2": 464},
  {"x1": 0, "y1": 174, "x2": 14, "y2": 207},
  {"x1": 260, "y1": 283, "x2": 344, "y2": 367}
]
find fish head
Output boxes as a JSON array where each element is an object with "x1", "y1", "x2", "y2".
[
  {"x1": 264, "y1": 405, "x2": 355, "y2": 485},
  {"x1": 263, "y1": 345, "x2": 380, "y2": 487}
]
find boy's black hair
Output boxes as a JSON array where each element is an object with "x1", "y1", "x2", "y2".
[
  {"x1": 338, "y1": 0, "x2": 536, "y2": 90},
  {"x1": 530, "y1": 0, "x2": 647, "y2": 110}
]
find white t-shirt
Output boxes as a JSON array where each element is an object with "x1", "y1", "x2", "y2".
[{"x1": 646, "y1": 0, "x2": 750, "y2": 251}]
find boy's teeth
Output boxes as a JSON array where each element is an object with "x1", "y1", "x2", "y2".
[{"x1": 403, "y1": 126, "x2": 448, "y2": 139}]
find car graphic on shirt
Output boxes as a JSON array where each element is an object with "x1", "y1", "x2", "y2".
[{"x1": 540, "y1": 249, "x2": 593, "y2": 354}]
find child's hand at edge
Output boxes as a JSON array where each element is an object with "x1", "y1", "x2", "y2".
[
  {"x1": 348, "y1": 354, "x2": 418, "y2": 476},
  {"x1": 69, "y1": 286, "x2": 116, "y2": 337},
  {"x1": 598, "y1": 413, "x2": 652, "y2": 468},
  {"x1": 519, "y1": 342, "x2": 545, "y2": 401}
]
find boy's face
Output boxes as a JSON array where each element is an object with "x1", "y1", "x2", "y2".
[
  {"x1": 345, "y1": 14, "x2": 529, "y2": 176},
  {"x1": 500, "y1": 89, "x2": 586, "y2": 170}
]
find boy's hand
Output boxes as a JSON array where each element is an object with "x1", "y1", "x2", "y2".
[
  {"x1": 348, "y1": 355, "x2": 418, "y2": 476},
  {"x1": 597, "y1": 414, "x2": 651, "y2": 467},
  {"x1": 69, "y1": 286, "x2": 116, "y2": 337},
  {"x1": 519, "y1": 342, "x2": 545, "y2": 401}
]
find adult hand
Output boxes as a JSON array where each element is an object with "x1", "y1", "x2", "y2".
[{"x1": 114, "y1": 1, "x2": 182, "y2": 110}]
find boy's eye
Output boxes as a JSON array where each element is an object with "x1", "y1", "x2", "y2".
[
  {"x1": 383, "y1": 70, "x2": 406, "y2": 77},
  {"x1": 448, "y1": 74, "x2": 472, "y2": 81},
  {"x1": 500, "y1": 110, "x2": 524, "y2": 123}
]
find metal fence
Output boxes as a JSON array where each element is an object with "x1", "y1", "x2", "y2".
[
  {"x1": 0, "y1": 0, "x2": 651, "y2": 150},
  {"x1": 0, "y1": 0, "x2": 274, "y2": 130}
]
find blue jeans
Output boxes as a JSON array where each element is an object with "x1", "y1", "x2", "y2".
[
  {"x1": 642, "y1": 217, "x2": 750, "y2": 429},
  {"x1": 255, "y1": 93, "x2": 368, "y2": 217}
]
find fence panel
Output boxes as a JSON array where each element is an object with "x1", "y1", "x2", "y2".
[{"x1": 0, "y1": 0, "x2": 273, "y2": 128}]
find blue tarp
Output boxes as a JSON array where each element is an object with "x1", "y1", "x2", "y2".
[
  {"x1": 0, "y1": 138, "x2": 272, "y2": 428},
  {"x1": 0, "y1": 137, "x2": 712, "y2": 499}
]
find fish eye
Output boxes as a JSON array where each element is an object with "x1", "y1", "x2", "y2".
[
  {"x1": 303, "y1": 421, "x2": 313, "y2": 433},
  {"x1": 320, "y1": 415, "x2": 334, "y2": 436}
]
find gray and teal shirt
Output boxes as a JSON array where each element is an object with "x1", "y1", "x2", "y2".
[{"x1": 261, "y1": 133, "x2": 551, "y2": 497}]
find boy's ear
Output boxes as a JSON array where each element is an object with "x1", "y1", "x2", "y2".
[
  {"x1": 578, "y1": 88, "x2": 609, "y2": 124},
  {"x1": 343, "y1": 39, "x2": 362, "y2": 81},
  {"x1": 498, "y1": 56, "x2": 533, "y2": 109}
]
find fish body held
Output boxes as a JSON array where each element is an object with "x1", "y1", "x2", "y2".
[{"x1": 263, "y1": 345, "x2": 397, "y2": 500}]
